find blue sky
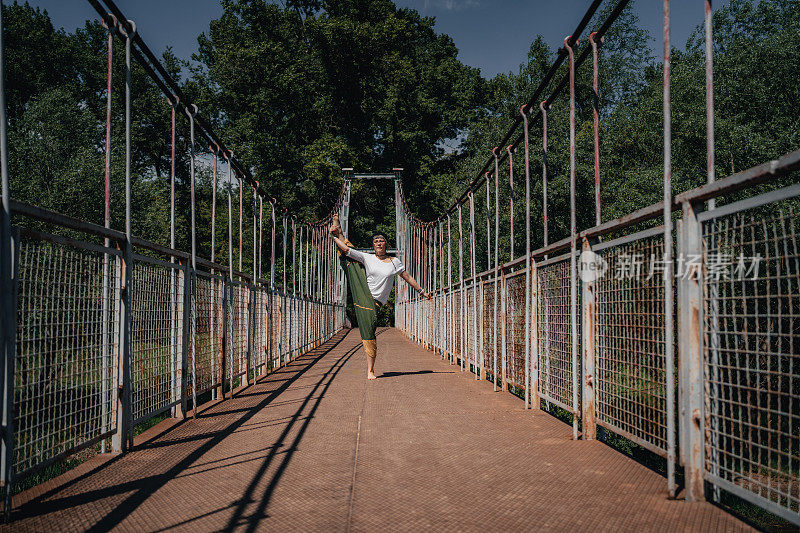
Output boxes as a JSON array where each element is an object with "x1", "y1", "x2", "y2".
[{"x1": 23, "y1": 0, "x2": 728, "y2": 79}]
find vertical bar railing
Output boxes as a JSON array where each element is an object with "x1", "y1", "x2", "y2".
[
  {"x1": 0, "y1": 0, "x2": 16, "y2": 518},
  {"x1": 663, "y1": 0, "x2": 677, "y2": 498},
  {"x1": 565, "y1": 35, "x2": 579, "y2": 441},
  {"x1": 113, "y1": 19, "x2": 136, "y2": 453}
]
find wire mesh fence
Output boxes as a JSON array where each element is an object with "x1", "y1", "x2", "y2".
[
  {"x1": 228, "y1": 282, "x2": 249, "y2": 383},
  {"x1": 452, "y1": 288, "x2": 462, "y2": 363},
  {"x1": 505, "y1": 272, "x2": 527, "y2": 391},
  {"x1": 270, "y1": 293, "x2": 281, "y2": 369},
  {"x1": 701, "y1": 189, "x2": 800, "y2": 520},
  {"x1": 398, "y1": 186, "x2": 799, "y2": 526},
  {"x1": 7, "y1": 219, "x2": 344, "y2": 492},
  {"x1": 190, "y1": 272, "x2": 223, "y2": 397},
  {"x1": 536, "y1": 254, "x2": 578, "y2": 412},
  {"x1": 482, "y1": 279, "x2": 497, "y2": 379},
  {"x1": 130, "y1": 257, "x2": 183, "y2": 424},
  {"x1": 594, "y1": 230, "x2": 669, "y2": 455},
  {"x1": 13, "y1": 235, "x2": 120, "y2": 477},
  {"x1": 251, "y1": 287, "x2": 270, "y2": 376},
  {"x1": 465, "y1": 284, "x2": 477, "y2": 372}
]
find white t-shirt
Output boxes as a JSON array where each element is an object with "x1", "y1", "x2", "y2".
[{"x1": 346, "y1": 249, "x2": 405, "y2": 305}]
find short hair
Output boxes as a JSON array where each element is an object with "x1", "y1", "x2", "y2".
[{"x1": 371, "y1": 233, "x2": 387, "y2": 242}]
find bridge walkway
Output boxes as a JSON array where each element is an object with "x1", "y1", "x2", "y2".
[{"x1": 6, "y1": 329, "x2": 749, "y2": 532}]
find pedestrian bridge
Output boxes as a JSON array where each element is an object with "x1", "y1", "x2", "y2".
[
  {"x1": 4, "y1": 329, "x2": 749, "y2": 532},
  {"x1": 0, "y1": 0, "x2": 798, "y2": 529}
]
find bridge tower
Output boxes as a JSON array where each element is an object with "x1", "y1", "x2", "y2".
[{"x1": 338, "y1": 167, "x2": 404, "y2": 309}]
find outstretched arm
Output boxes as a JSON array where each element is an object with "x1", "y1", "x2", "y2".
[
  {"x1": 399, "y1": 271, "x2": 431, "y2": 299},
  {"x1": 330, "y1": 234, "x2": 351, "y2": 255},
  {"x1": 329, "y1": 214, "x2": 362, "y2": 260}
]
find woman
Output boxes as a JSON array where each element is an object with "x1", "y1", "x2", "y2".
[{"x1": 330, "y1": 214, "x2": 431, "y2": 379}]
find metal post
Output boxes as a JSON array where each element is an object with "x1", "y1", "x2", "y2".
[
  {"x1": 225, "y1": 153, "x2": 234, "y2": 398},
  {"x1": 209, "y1": 146, "x2": 218, "y2": 399},
  {"x1": 246, "y1": 185, "x2": 255, "y2": 383},
  {"x1": 301, "y1": 225, "x2": 306, "y2": 350},
  {"x1": 0, "y1": 0, "x2": 17, "y2": 518},
  {"x1": 664, "y1": 0, "x2": 678, "y2": 498},
  {"x1": 290, "y1": 217, "x2": 295, "y2": 360},
  {"x1": 501, "y1": 270, "x2": 507, "y2": 391},
  {"x1": 581, "y1": 238, "x2": 596, "y2": 439},
  {"x1": 211, "y1": 149, "x2": 218, "y2": 265},
  {"x1": 434, "y1": 223, "x2": 440, "y2": 357},
  {"x1": 113, "y1": 19, "x2": 136, "y2": 452},
  {"x1": 468, "y1": 192, "x2": 478, "y2": 380},
  {"x1": 258, "y1": 195, "x2": 263, "y2": 279},
  {"x1": 565, "y1": 35, "x2": 579, "y2": 440},
  {"x1": 540, "y1": 101, "x2": 549, "y2": 250},
  {"x1": 705, "y1": 0, "x2": 715, "y2": 211},
  {"x1": 292, "y1": 216, "x2": 297, "y2": 296},
  {"x1": 457, "y1": 204, "x2": 464, "y2": 369},
  {"x1": 492, "y1": 149, "x2": 500, "y2": 392},
  {"x1": 507, "y1": 145, "x2": 514, "y2": 262},
  {"x1": 238, "y1": 176, "x2": 243, "y2": 276},
  {"x1": 270, "y1": 200, "x2": 276, "y2": 289},
  {"x1": 268, "y1": 200, "x2": 275, "y2": 369},
  {"x1": 447, "y1": 214, "x2": 452, "y2": 363},
  {"x1": 186, "y1": 103, "x2": 198, "y2": 418},
  {"x1": 679, "y1": 201, "x2": 704, "y2": 502},
  {"x1": 180, "y1": 260, "x2": 190, "y2": 416},
  {"x1": 485, "y1": 172, "x2": 491, "y2": 272},
  {"x1": 282, "y1": 212, "x2": 287, "y2": 292},
  {"x1": 252, "y1": 186, "x2": 258, "y2": 376},
  {"x1": 520, "y1": 104, "x2": 532, "y2": 409},
  {"x1": 253, "y1": 188, "x2": 258, "y2": 280},
  {"x1": 531, "y1": 259, "x2": 540, "y2": 410},
  {"x1": 100, "y1": 13, "x2": 116, "y2": 453},
  {"x1": 169, "y1": 94, "x2": 179, "y2": 417},
  {"x1": 282, "y1": 211, "x2": 288, "y2": 361},
  {"x1": 589, "y1": 32, "x2": 602, "y2": 227}
]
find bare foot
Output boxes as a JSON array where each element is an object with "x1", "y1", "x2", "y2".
[
  {"x1": 329, "y1": 213, "x2": 342, "y2": 236},
  {"x1": 367, "y1": 372, "x2": 377, "y2": 380}
]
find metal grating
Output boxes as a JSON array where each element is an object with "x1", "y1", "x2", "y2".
[
  {"x1": 465, "y1": 285, "x2": 477, "y2": 370},
  {"x1": 452, "y1": 288, "x2": 462, "y2": 362},
  {"x1": 702, "y1": 199, "x2": 800, "y2": 520},
  {"x1": 505, "y1": 273, "x2": 527, "y2": 390},
  {"x1": 130, "y1": 258, "x2": 182, "y2": 423},
  {"x1": 228, "y1": 282, "x2": 249, "y2": 382},
  {"x1": 536, "y1": 255, "x2": 577, "y2": 411},
  {"x1": 251, "y1": 287, "x2": 269, "y2": 374},
  {"x1": 483, "y1": 279, "x2": 498, "y2": 379},
  {"x1": 595, "y1": 233, "x2": 668, "y2": 453},
  {"x1": 191, "y1": 272, "x2": 223, "y2": 396},
  {"x1": 14, "y1": 237, "x2": 120, "y2": 475}
]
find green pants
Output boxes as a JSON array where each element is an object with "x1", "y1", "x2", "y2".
[{"x1": 340, "y1": 241, "x2": 379, "y2": 343}]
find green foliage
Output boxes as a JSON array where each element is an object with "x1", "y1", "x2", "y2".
[
  {"x1": 191, "y1": 0, "x2": 484, "y2": 243},
  {"x1": 4, "y1": 0, "x2": 799, "y2": 287}
]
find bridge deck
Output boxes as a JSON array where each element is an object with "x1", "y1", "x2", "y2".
[{"x1": 8, "y1": 328, "x2": 750, "y2": 532}]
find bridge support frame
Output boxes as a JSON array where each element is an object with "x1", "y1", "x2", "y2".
[
  {"x1": 678, "y1": 201, "x2": 705, "y2": 502},
  {"x1": 581, "y1": 237, "x2": 596, "y2": 440}
]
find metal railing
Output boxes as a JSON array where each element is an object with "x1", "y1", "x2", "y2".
[
  {"x1": 0, "y1": 0, "x2": 797, "y2": 528},
  {"x1": 0, "y1": 0, "x2": 348, "y2": 518},
  {"x1": 395, "y1": 0, "x2": 800, "y2": 526},
  {"x1": 399, "y1": 154, "x2": 800, "y2": 528},
  {"x1": 5, "y1": 207, "x2": 346, "y2": 497}
]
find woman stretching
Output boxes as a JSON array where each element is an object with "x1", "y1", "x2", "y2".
[{"x1": 330, "y1": 214, "x2": 431, "y2": 379}]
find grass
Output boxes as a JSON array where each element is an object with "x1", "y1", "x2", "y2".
[{"x1": 715, "y1": 488, "x2": 798, "y2": 532}]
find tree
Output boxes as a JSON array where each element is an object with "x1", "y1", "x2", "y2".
[{"x1": 190, "y1": 0, "x2": 484, "y2": 244}]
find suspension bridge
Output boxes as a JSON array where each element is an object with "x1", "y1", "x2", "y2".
[{"x1": 0, "y1": 0, "x2": 798, "y2": 530}]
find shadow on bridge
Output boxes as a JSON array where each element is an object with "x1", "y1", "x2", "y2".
[
  {"x1": 8, "y1": 329, "x2": 359, "y2": 531},
  {"x1": 5, "y1": 328, "x2": 750, "y2": 532}
]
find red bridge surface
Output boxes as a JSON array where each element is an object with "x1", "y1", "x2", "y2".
[{"x1": 7, "y1": 329, "x2": 750, "y2": 532}]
